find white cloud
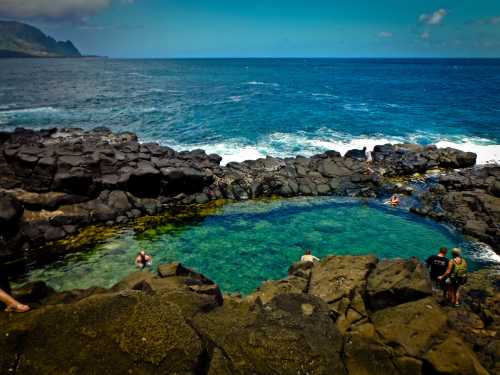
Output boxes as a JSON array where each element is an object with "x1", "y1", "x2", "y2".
[
  {"x1": 377, "y1": 31, "x2": 393, "y2": 38},
  {"x1": 0, "y1": 0, "x2": 132, "y2": 22},
  {"x1": 420, "y1": 31, "x2": 430, "y2": 39},
  {"x1": 419, "y1": 9, "x2": 448, "y2": 25}
]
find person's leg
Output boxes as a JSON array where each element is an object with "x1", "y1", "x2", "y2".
[
  {"x1": 0, "y1": 288, "x2": 30, "y2": 312},
  {"x1": 448, "y1": 285, "x2": 455, "y2": 305},
  {"x1": 455, "y1": 286, "x2": 461, "y2": 306},
  {"x1": 452, "y1": 286, "x2": 458, "y2": 305}
]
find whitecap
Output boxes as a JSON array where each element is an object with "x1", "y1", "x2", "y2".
[
  {"x1": 244, "y1": 81, "x2": 279, "y2": 87},
  {"x1": 311, "y1": 93, "x2": 339, "y2": 99},
  {"x1": 151, "y1": 139, "x2": 267, "y2": 165},
  {"x1": 138, "y1": 107, "x2": 159, "y2": 113},
  {"x1": 129, "y1": 72, "x2": 151, "y2": 78},
  {"x1": 466, "y1": 242, "x2": 500, "y2": 265},
  {"x1": 229, "y1": 95, "x2": 243, "y2": 103},
  {"x1": 0, "y1": 106, "x2": 60, "y2": 115},
  {"x1": 435, "y1": 140, "x2": 500, "y2": 165},
  {"x1": 343, "y1": 103, "x2": 369, "y2": 112},
  {"x1": 144, "y1": 129, "x2": 499, "y2": 167},
  {"x1": 245, "y1": 81, "x2": 265, "y2": 85}
]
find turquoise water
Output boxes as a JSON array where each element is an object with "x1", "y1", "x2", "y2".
[{"x1": 17, "y1": 197, "x2": 494, "y2": 294}]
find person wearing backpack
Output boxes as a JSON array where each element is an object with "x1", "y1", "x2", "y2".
[{"x1": 438, "y1": 248, "x2": 468, "y2": 307}]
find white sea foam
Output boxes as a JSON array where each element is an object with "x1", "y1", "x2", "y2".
[
  {"x1": 435, "y1": 140, "x2": 500, "y2": 165},
  {"x1": 229, "y1": 95, "x2": 243, "y2": 103},
  {"x1": 244, "y1": 81, "x2": 279, "y2": 87},
  {"x1": 343, "y1": 103, "x2": 369, "y2": 112},
  {"x1": 158, "y1": 131, "x2": 499, "y2": 166},
  {"x1": 311, "y1": 93, "x2": 339, "y2": 99},
  {"x1": 0, "y1": 106, "x2": 60, "y2": 115},
  {"x1": 466, "y1": 242, "x2": 500, "y2": 264}
]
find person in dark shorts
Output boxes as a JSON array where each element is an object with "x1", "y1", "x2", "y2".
[
  {"x1": 426, "y1": 247, "x2": 449, "y2": 294},
  {"x1": 438, "y1": 248, "x2": 468, "y2": 307}
]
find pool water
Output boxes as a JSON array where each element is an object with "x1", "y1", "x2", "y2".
[{"x1": 17, "y1": 198, "x2": 497, "y2": 294}]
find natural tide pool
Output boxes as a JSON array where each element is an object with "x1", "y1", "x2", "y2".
[{"x1": 15, "y1": 197, "x2": 499, "y2": 294}]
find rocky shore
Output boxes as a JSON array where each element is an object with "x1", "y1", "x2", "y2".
[
  {"x1": 1, "y1": 256, "x2": 498, "y2": 374},
  {"x1": 1, "y1": 127, "x2": 499, "y2": 374},
  {"x1": 1, "y1": 127, "x2": 498, "y2": 268}
]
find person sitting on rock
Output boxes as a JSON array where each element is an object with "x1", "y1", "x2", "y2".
[
  {"x1": 425, "y1": 247, "x2": 449, "y2": 294},
  {"x1": 300, "y1": 249, "x2": 319, "y2": 263},
  {"x1": 135, "y1": 250, "x2": 153, "y2": 269},
  {"x1": 0, "y1": 287, "x2": 30, "y2": 313},
  {"x1": 438, "y1": 248, "x2": 468, "y2": 307}
]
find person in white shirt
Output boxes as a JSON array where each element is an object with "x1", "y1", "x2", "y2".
[
  {"x1": 364, "y1": 147, "x2": 373, "y2": 163},
  {"x1": 301, "y1": 249, "x2": 320, "y2": 263}
]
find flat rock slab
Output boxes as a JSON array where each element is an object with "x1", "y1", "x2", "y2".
[
  {"x1": 308, "y1": 255, "x2": 378, "y2": 303},
  {"x1": 366, "y1": 258, "x2": 432, "y2": 310}
]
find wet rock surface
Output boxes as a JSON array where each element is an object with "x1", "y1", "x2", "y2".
[
  {"x1": 2, "y1": 127, "x2": 497, "y2": 265},
  {"x1": 1, "y1": 256, "x2": 497, "y2": 375},
  {"x1": 411, "y1": 165, "x2": 500, "y2": 251}
]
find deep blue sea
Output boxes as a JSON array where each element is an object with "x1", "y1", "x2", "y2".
[{"x1": 0, "y1": 58, "x2": 499, "y2": 164}]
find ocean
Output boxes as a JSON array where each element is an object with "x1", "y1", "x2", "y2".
[{"x1": 0, "y1": 58, "x2": 499, "y2": 164}]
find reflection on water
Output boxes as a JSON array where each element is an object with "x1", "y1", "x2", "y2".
[{"x1": 14, "y1": 197, "x2": 496, "y2": 294}]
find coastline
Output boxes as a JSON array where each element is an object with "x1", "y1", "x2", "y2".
[
  {"x1": 0, "y1": 127, "x2": 498, "y2": 374},
  {"x1": 1, "y1": 126, "x2": 498, "y2": 267}
]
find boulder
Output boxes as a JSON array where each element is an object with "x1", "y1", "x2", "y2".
[
  {"x1": 0, "y1": 290, "x2": 206, "y2": 374},
  {"x1": 308, "y1": 255, "x2": 377, "y2": 304},
  {"x1": 0, "y1": 192, "x2": 23, "y2": 232},
  {"x1": 423, "y1": 334, "x2": 490, "y2": 375},
  {"x1": 345, "y1": 148, "x2": 367, "y2": 161},
  {"x1": 366, "y1": 258, "x2": 432, "y2": 310},
  {"x1": 247, "y1": 276, "x2": 309, "y2": 305},
  {"x1": 194, "y1": 293, "x2": 347, "y2": 375},
  {"x1": 371, "y1": 297, "x2": 448, "y2": 356}
]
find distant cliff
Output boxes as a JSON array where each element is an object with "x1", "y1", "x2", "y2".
[{"x1": 0, "y1": 20, "x2": 81, "y2": 58}]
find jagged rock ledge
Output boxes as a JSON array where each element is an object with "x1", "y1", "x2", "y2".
[
  {"x1": 0, "y1": 126, "x2": 498, "y2": 265},
  {"x1": 2, "y1": 256, "x2": 498, "y2": 374}
]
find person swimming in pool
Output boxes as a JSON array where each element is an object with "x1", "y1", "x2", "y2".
[
  {"x1": 135, "y1": 250, "x2": 153, "y2": 269},
  {"x1": 384, "y1": 194, "x2": 400, "y2": 207}
]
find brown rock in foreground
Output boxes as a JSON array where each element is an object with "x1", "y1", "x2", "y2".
[{"x1": 1, "y1": 255, "x2": 496, "y2": 375}]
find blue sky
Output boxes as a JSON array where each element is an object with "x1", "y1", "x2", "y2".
[{"x1": 1, "y1": 0, "x2": 500, "y2": 57}]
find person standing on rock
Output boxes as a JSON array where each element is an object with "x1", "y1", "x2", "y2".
[
  {"x1": 301, "y1": 249, "x2": 320, "y2": 263},
  {"x1": 425, "y1": 247, "x2": 449, "y2": 294},
  {"x1": 438, "y1": 248, "x2": 468, "y2": 307},
  {"x1": 135, "y1": 250, "x2": 153, "y2": 269}
]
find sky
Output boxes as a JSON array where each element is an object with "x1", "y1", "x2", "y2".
[{"x1": 0, "y1": 0, "x2": 499, "y2": 58}]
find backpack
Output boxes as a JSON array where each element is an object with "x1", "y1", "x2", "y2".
[{"x1": 451, "y1": 258, "x2": 467, "y2": 285}]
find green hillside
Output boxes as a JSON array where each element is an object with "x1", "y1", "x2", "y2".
[{"x1": 0, "y1": 20, "x2": 81, "y2": 58}]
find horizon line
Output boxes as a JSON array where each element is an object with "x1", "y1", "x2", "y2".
[{"x1": 87, "y1": 56, "x2": 500, "y2": 60}]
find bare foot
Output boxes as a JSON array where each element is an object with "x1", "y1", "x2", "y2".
[{"x1": 5, "y1": 303, "x2": 30, "y2": 313}]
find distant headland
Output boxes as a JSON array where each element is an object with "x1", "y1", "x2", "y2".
[{"x1": 0, "y1": 20, "x2": 81, "y2": 58}]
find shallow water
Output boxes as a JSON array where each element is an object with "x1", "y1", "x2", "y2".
[{"x1": 15, "y1": 197, "x2": 498, "y2": 294}]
